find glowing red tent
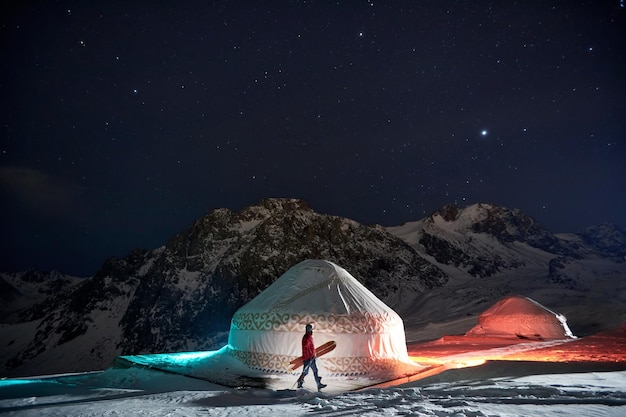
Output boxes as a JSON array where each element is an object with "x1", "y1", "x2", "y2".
[{"x1": 465, "y1": 295, "x2": 576, "y2": 340}]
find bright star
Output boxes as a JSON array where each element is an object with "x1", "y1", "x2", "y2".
[{"x1": 481, "y1": 130, "x2": 488, "y2": 136}]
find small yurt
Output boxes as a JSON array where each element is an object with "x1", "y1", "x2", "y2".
[{"x1": 465, "y1": 295, "x2": 576, "y2": 340}]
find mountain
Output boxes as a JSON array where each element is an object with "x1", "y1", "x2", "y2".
[
  {"x1": 0, "y1": 198, "x2": 446, "y2": 377},
  {"x1": 386, "y1": 202, "x2": 626, "y2": 342},
  {"x1": 1, "y1": 199, "x2": 624, "y2": 378},
  {"x1": 387, "y1": 203, "x2": 578, "y2": 278},
  {"x1": 580, "y1": 222, "x2": 626, "y2": 258},
  {"x1": 0, "y1": 269, "x2": 85, "y2": 321}
]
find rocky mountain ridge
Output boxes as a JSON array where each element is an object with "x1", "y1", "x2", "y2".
[
  {"x1": 1, "y1": 199, "x2": 624, "y2": 377},
  {"x1": 387, "y1": 203, "x2": 582, "y2": 278},
  {"x1": 0, "y1": 270, "x2": 85, "y2": 321}
]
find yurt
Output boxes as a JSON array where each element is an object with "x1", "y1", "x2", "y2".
[
  {"x1": 226, "y1": 259, "x2": 411, "y2": 374},
  {"x1": 465, "y1": 295, "x2": 576, "y2": 340}
]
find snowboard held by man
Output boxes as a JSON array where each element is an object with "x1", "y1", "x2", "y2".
[{"x1": 296, "y1": 323, "x2": 327, "y2": 391}]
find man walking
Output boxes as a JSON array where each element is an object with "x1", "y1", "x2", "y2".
[{"x1": 297, "y1": 323, "x2": 327, "y2": 391}]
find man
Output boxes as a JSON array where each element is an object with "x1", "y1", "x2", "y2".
[{"x1": 297, "y1": 323, "x2": 327, "y2": 391}]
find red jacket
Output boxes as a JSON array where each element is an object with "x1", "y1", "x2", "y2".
[{"x1": 302, "y1": 333, "x2": 315, "y2": 360}]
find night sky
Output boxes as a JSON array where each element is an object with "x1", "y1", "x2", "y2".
[{"x1": 2, "y1": 1, "x2": 625, "y2": 276}]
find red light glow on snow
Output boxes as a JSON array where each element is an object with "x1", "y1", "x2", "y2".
[{"x1": 407, "y1": 325, "x2": 626, "y2": 368}]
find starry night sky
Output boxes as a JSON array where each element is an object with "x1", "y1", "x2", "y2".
[{"x1": 2, "y1": 1, "x2": 625, "y2": 276}]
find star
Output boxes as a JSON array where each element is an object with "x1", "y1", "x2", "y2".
[{"x1": 481, "y1": 130, "x2": 488, "y2": 136}]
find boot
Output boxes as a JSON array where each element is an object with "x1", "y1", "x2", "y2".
[{"x1": 317, "y1": 377, "x2": 327, "y2": 391}]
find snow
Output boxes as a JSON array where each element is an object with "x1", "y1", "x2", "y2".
[
  {"x1": 1, "y1": 358, "x2": 625, "y2": 416},
  {"x1": 173, "y1": 269, "x2": 202, "y2": 292},
  {"x1": 137, "y1": 249, "x2": 162, "y2": 277},
  {"x1": 237, "y1": 219, "x2": 262, "y2": 233}
]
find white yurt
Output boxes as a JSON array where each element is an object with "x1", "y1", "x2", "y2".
[{"x1": 227, "y1": 259, "x2": 411, "y2": 375}]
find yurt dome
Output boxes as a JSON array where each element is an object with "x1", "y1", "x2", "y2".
[{"x1": 227, "y1": 259, "x2": 410, "y2": 374}]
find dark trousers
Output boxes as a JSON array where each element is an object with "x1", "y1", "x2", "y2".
[{"x1": 298, "y1": 358, "x2": 321, "y2": 386}]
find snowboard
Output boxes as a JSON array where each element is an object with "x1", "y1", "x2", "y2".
[{"x1": 289, "y1": 340, "x2": 337, "y2": 371}]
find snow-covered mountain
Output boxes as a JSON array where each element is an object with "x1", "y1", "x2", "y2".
[
  {"x1": 0, "y1": 198, "x2": 446, "y2": 377},
  {"x1": 387, "y1": 203, "x2": 581, "y2": 276},
  {"x1": 0, "y1": 270, "x2": 85, "y2": 322},
  {"x1": 386, "y1": 202, "x2": 626, "y2": 342},
  {"x1": 1, "y1": 199, "x2": 624, "y2": 378}
]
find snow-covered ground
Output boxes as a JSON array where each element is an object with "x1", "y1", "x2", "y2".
[
  {"x1": 2, "y1": 327, "x2": 625, "y2": 416},
  {"x1": 1, "y1": 361, "x2": 624, "y2": 416}
]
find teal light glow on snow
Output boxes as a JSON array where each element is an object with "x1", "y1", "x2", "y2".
[
  {"x1": 113, "y1": 348, "x2": 251, "y2": 387},
  {"x1": 117, "y1": 350, "x2": 221, "y2": 370},
  {"x1": 0, "y1": 377, "x2": 74, "y2": 398},
  {"x1": 0, "y1": 378, "x2": 40, "y2": 388},
  {"x1": 156, "y1": 351, "x2": 218, "y2": 364}
]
